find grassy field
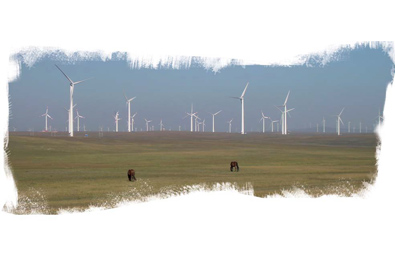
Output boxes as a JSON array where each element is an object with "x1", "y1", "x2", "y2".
[{"x1": 6, "y1": 131, "x2": 378, "y2": 214}]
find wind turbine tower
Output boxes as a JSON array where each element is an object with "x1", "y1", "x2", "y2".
[
  {"x1": 231, "y1": 82, "x2": 249, "y2": 134},
  {"x1": 55, "y1": 65, "x2": 91, "y2": 137}
]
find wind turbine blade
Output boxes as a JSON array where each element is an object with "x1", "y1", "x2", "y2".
[
  {"x1": 339, "y1": 117, "x2": 344, "y2": 125},
  {"x1": 48, "y1": 115, "x2": 53, "y2": 119},
  {"x1": 240, "y1": 82, "x2": 249, "y2": 98},
  {"x1": 129, "y1": 96, "x2": 136, "y2": 102},
  {"x1": 214, "y1": 110, "x2": 222, "y2": 115},
  {"x1": 124, "y1": 91, "x2": 128, "y2": 101},
  {"x1": 284, "y1": 91, "x2": 290, "y2": 105},
  {"x1": 73, "y1": 77, "x2": 92, "y2": 85},
  {"x1": 230, "y1": 96, "x2": 241, "y2": 100},
  {"x1": 339, "y1": 107, "x2": 345, "y2": 116},
  {"x1": 55, "y1": 65, "x2": 73, "y2": 83}
]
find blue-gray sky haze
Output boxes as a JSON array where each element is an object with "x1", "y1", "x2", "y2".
[{"x1": 8, "y1": 47, "x2": 393, "y2": 133}]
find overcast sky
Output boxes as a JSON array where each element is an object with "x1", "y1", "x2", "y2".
[{"x1": 8, "y1": 46, "x2": 393, "y2": 133}]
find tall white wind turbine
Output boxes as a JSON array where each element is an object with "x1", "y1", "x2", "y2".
[
  {"x1": 231, "y1": 82, "x2": 249, "y2": 134},
  {"x1": 75, "y1": 110, "x2": 85, "y2": 132},
  {"x1": 124, "y1": 91, "x2": 136, "y2": 132},
  {"x1": 209, "y1": 110, "x2": 222, "y2": 132},
  {"x1": 322, "y1": 117, "x2": 326, "y2": 133},
  {"x1": 41, "y1": 107, "x2": 53, "y2": 132},
  {"x1": 55, "y1": 65, "x2": 91, "y2": 137},
  {"x1": 260, "y1": 111, "x2": 269, "y2": 133},
  {"x1": 335, "y1": 108, "x2": 345, "y2": 136}
]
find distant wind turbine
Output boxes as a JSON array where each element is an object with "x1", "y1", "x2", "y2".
[
  {"x1": 145, "y1": 119, "x2": 152, "y2": 131},
  {"x1": 270, "y1": 118, "x2": 279, "y2": 133},
  {"x1": 260, "y1": 111, "x2": 269, "y2": 133},
  {"x1": 227, "y1": 119, "x2": 233, "y2": 133},
  {"x1": 335, "y1": 108, "x2": 345, "y2": 136},
  {"x1": 131, "y1": 112, "x2": 137, "y2": 132},
  {"x1": 75, "y1": 110, "x2": 85, "y2": 132},
  {"x1": 209, "y1": 110, "x2": 222, "y2": 132},
  {"x1": 159, "y1": 119, "x2": 164, "y2": 131},
  {"x1": 185, "y1": 104, "x2": 198, "y2": 132},
  {"x1": 124, "y1": 91, "x2": 136, "y2": 132},
  {"x1": 41, "y1": 107, "x2": 53, "y2": 132},
  {"x1": 114, "y1": 112, "x2": 121, "y2": 132},
  {"x1": 276, "y1": 91, "x2": 292, "y2": 135},
  {"x1": 55, "y1": 64, "x2": 91, "y2": 137},
  {"x1": 231, "y1": 82, "x2": 249, "y2": 134}
]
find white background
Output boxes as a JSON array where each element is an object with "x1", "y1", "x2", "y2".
[{"x1": 1, "y1": 1, "x2": 394, "y2": 264}]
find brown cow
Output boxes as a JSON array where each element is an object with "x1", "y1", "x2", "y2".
[
  {"x1": 230, "y1": 161, "x2": 239, "y2": 172},
  {"x1": 128, "y1": 169, "x2": 136, "y2": 181}
]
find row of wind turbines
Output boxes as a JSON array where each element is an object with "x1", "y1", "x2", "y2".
[{"x1": 53, "y1": 65, "x2": 382, "y2": 136}]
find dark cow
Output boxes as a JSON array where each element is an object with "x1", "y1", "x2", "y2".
[
  {"x1": 128, "y1": 169, "x2": 136, "y2": 181},
  {"x1": 230, "y1": 161, "x2": 239, "y2": 172}
]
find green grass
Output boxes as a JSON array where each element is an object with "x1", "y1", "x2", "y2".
[{"x1": 6, "y1": 131, "x2": 378, "y2": 214}]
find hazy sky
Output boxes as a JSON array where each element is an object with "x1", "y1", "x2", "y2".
[{"x1": 8, "y1": 46, "x2": 393, "y2": 133}]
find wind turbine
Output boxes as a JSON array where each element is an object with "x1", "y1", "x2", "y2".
[
  {"x1": 276, "y1": 91, "x2": 292, "y2": 135},
  {"x1": 209, "y1": 110, "x2": 222, "y2": 132},
  {"x1": 202, "y1": 119, "x2": 206, "y2": 132},
  {"x1": 131, "y1": 112, "x2": 137, "y2": 132},
  {"x1": 185, "y1": 104, "x2": 198, "y2": 132},
  {"x1": 159, "y1": 119, "x2": 164, "y2": 131},
  {"x1": 41, "y1": 107, "x2": 53, "y2": 132},
  {"x1": 145, "y1": 119, "x2": 152, "y2": 131},
  {"x1": 75, "y1": 110, "x2": 85, "y2": 132},
  {"x1": 227, "y1": 119, "x2": 233, "y2": 133},
  {"x1": 114, "y1": 112, "x2": 121, "y2": 132},
  {"x1": 231, "y1": 82, "x2": 249, "y2": 134},
  {"x1": 322, "y1": 117, "x2": 326, "y2": 133},
  {"x1": 55, "y1": 64, "x2": 91, "y2": 137},
  {"x1": 124, "y1": 91, "x2": 136, "y2": 132},
  {"x1": 275, "y1": 105, "x2": 294, "y2": 135},
  {"x1": 270, "y1": 118, "x2": 279, "y2": 133},
  {"x1": 335, "y1": 108, "x2": 345, "y2": 135},
  {"x1": 260, "y1": 111, "x2": 269, "y2": 133}
]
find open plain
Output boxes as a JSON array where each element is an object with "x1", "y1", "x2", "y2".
[{"x1": 7, "y1": 131, "x2": 378, "y2": 214}]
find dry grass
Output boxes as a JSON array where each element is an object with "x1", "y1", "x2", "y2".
[{"x1": 6, "y1": 131, "x2": 377, "y2": 214}]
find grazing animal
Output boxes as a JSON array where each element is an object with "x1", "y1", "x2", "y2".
[
  {"x1": 128, "y1": 169, "x2": 136, "y2": 181},
  {"x1": 230, "y1": 161, "x2": 239, "y2": 172}
]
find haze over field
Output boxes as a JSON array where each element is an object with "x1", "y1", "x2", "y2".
[{"x1": 8, "y1": 46, "x2": 393, "y2": 133}]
